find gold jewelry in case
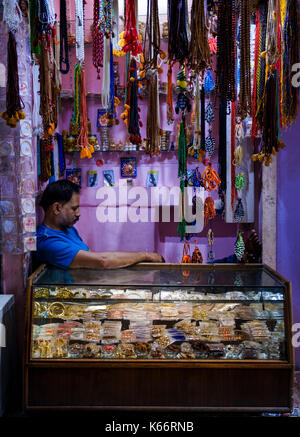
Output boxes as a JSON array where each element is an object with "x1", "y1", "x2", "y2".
[
  {"x1": 48, "y1": 302, "x2": 65, "y2": 318},
  {"x1": 38, "y1": 339, "x2": 52, "y2": 358},
  {"x1": 55, "y1": 287, "x2": 73, "y2": 299},
  {"x1": 53, "y1": 337, "x2": 67, "y2": 358},
  {"x1": 34, "y1": 288, "x2": 50, "y2": 298},
  {"x1": 73, "y1": 290, "x2": 89, "y2": 298},
  {"x1": 33, "y1": 302, "x2": 40, "y2": 316}
]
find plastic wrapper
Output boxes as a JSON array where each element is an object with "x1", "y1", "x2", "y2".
[
  {"x1": 83, "y1": 343, "x2": 101, "y2": 358},
  {"x1": 134, "y1": 342, "x2": 151, "y2": 358},
  {"x1": 68, "y1": 342, "x2": 84, "y2": 358},
  {"x1": 115, "y1": 343, "x2": 136, "y2": 359}
]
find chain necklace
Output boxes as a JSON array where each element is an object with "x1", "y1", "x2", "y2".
[{"x1": 59, "y1": 0, "x2": 70, "y2": 74}]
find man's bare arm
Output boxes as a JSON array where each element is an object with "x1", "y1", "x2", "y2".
[{"x1": 69, "y1": 250, "x2": 164, "y2": 269}]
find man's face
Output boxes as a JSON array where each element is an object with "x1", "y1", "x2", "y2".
[{"x1": 58, "y1": 192, "x2": 81, "y2": 228}]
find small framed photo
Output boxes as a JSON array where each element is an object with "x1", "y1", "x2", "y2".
[
  {"x1": 87, "y1": 170, "x2": 98, "y2": 187},
  {"x1": 66, "y1": 168, "x2": 82, "y2": 186},
  {"x1": 146, "y1": 170, "x2": 159, "y2": 187},
  {"x1": 120, "y1": 157, "x2": 137, "y2": 178},
  {"x1": 103, "y1": 170, "x2": 115, "y2": 186}
]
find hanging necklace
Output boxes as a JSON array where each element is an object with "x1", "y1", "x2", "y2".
[
  {"x1": 59, "y1": 0, "x2": 70, "y2": 74},
  {"x1": 75, "y1": 0, "x2": 85, "y2": 64},
  {"x1": 92, "y1": 0, "x2": 104, "y2": 78}
]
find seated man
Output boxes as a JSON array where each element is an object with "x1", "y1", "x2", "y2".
[{"x1": 37, "y1": 179, "x2": 164, "y2": 270}]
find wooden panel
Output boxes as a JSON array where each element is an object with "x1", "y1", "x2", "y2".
[{"x1": 26, "y1": 366, "x2": 292, "y2": 410}]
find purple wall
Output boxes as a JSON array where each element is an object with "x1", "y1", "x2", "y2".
[{"x1": 278, "y1": 121, "x2": 300, "y2": 368}]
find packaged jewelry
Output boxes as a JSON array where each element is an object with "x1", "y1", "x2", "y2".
[
  {"x1": 68, "y1": 342, "x2": 84, "y2": 358},
  {"x1": 180, "y1": 342, "x2": 195, "y2": 359},
  {"x1": 134, "y1": 342, "x2": 151, "y2": 358},
  {"x1": 116, "y1": 343, "x2": 136, "y2": 359},
  {"x1": 38, "y1": 339, "x2": 53, "y2": 358},
  {"x1": 52, "y1": 337, "x2": 68, "y2": 358},
  {"x1": 164, "y1": 344, "x2": 181, "y2": 359},
  {"x1": 150, "y1": 344, "x2": 164, "y2": 359},
  {"x1": 121, "y1": 329, "x2": 136, "y2": 343},
  {"x1": 24, "y1": 236, "x2": 36, "y2": 252},
  {"x1": 151, "y1": 325, "x2": 166, "y2": 338},
  {"x1": 31, "y1": 341, "x2": 40, "y2": 358},
  {"x1": 23, "y1": 216, "x2": 36, "y2": 233},
  {"x1": 191, "y1": 341, "x2": 209, "y2": 358},
  {"x1": 70, "y1": 327, "x2": 85, "y2": 341},
  {"x1": 101, "y1": 344, "x2": 117, "y2": 358},
  {"x1": 154, "y1": 335, "x2": 172, "y2": 349},
  {"x1": 20, "y1": 138, "x2": 32, "y2": 156},
  {"x1": 21, "y1": 197, "x2": 35, "y2": 215},
  {"x1": 206, "y1": 343, "x2": 225, "y2": 358},
  {"x1": 175, "y1": 320, "x2": 196, "y2": 335},
  {"x1": 83, "y1": 343, "x2": 101, "y2": 358}
]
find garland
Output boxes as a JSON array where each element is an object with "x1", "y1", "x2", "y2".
[
  {"x1": 187, "y1": 0, "x2": 211, "y2": 72},
  {"x1": 71, "y1": 64, "x2": 81, "y2": 135},
  {"x1": 167, "y1": 0, "x2": 189, "y2": 64}
]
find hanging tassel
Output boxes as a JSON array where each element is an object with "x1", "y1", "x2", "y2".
[
  {"x1": 178, "y1": 121, "x2": 187, "y2": 178},
  {"x1": 167, "y1": 0, "x2": 189, "y2": 64},
  {"x1": 71, "y1": 64, "x2": 81, "y2": 136},
  {"x1": 77, "y1": 70, "x2": 94, "y2": 159},
  {"x1": 234, "y1": 230, "x2": 245, "y2": 261},
  {"x1": 128, "y1": 58, "x2": 142, "y2": 145},
  {"x1": 122, "y1": 0, "x2": 142, "y2": 56},
  {"x1": 166, "y1": 64, "x2": 174, "y2": 124},
  {"x1": 177, "y1": 178, "x2": 186, "y2": 241},
  {"x1": 187, "y1": 0, "x2": 211, "y2": 72},
  {"x1": 146, "y1": 70, "x2": 160, "y2": 155},
  {"x1": 0, "y1": 32, "x2": 25, "y2": 127}
]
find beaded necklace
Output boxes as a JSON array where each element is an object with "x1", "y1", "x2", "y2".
[
  {"x1": 92, "y1": 0, "x2": 104, "y2": 79},
  {"x1": 239, "y1": 0, "x2": 251, "y2": 119}
]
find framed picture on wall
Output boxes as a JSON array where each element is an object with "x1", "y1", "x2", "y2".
[{"x1": 120, "y1": 157, "x2": 137, "y2": 178}]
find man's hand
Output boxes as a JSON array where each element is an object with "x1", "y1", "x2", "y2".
[{"x1": 144, "y1": 252, "x2": 165, "y2": 263}]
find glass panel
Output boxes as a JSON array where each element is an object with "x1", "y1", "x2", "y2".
[
  {"x1": 34, "y1": 265, "x2": 284, "y2": 288},
  {"x1": 31, "y1": 287, "x2": 286, "y2": 361}
]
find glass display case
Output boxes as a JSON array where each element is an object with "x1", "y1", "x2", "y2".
[{"x1": 24, "y1": 263, "x2": 294, "y2": 412}]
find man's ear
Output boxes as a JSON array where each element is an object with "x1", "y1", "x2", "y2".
[{"x1": 52, "y1": 202, "x2": 63, "y2": 215}]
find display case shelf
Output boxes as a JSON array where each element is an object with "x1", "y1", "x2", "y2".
[{"x1": 24, "y1": 263, "x2": 294, "y2": 412}]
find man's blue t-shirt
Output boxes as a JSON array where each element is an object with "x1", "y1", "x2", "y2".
[{"x1": 37, "y1": 223, "x2": 89, "y2": 270}]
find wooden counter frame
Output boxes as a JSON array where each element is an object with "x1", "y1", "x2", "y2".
[{"x1": 23, "y1": 263, "x2": 295, "y2": 412}]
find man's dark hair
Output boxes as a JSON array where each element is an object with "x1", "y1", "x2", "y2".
[{"x1": 39, "y1": 180, "x2": 81, "y2": 212}]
